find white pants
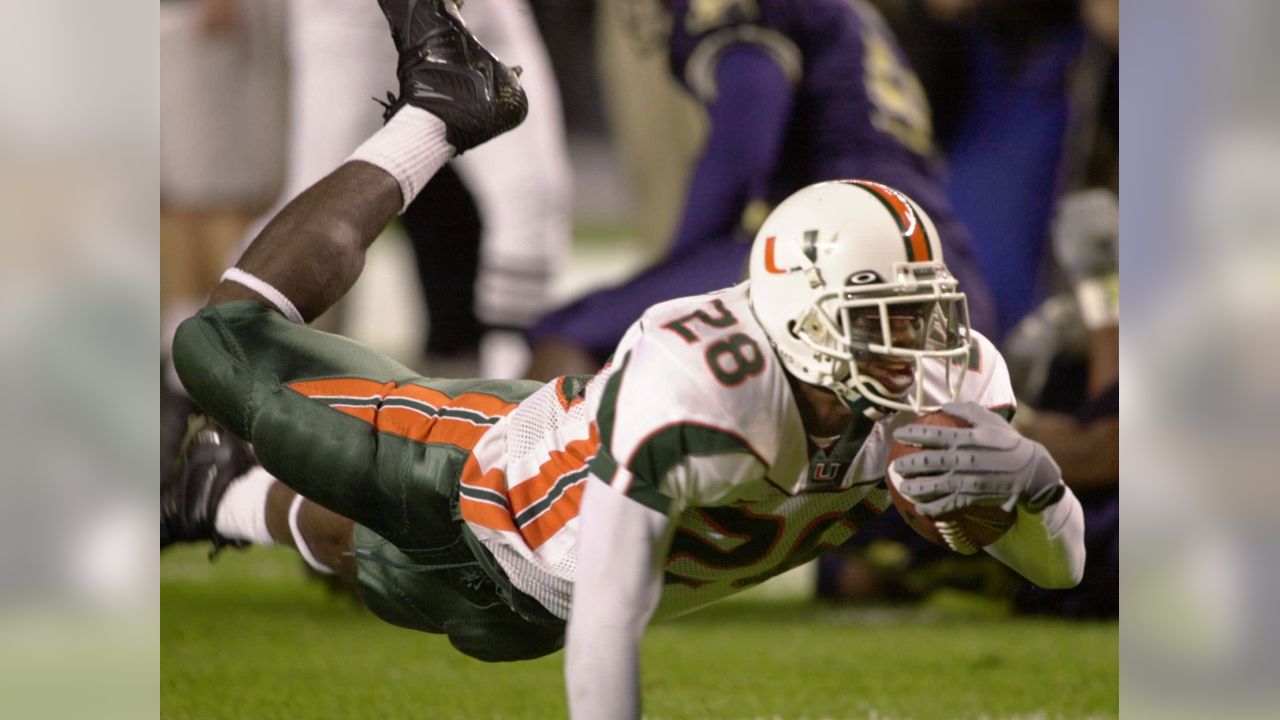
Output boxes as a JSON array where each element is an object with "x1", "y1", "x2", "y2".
[{"x1": 248, "y1": 0, "x2": 571, "y2": 331}]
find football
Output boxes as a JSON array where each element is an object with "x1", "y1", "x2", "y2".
[{"x1": 885, "y1": 411, "x2": 1016, "y2": 555}]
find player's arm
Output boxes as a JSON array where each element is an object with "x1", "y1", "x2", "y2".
[
  {"x1": 892, "y1": 402, "x2": 1085, "y2": 588},
  {"x1": 565, "y1": 474, "x2": 673, "y2": 720},
  {"x1": 981, "y1": 482, "x2": 1085, "y2": 590},
  {"x1": 668, "y1": 37, "x2": 797, "y2": 253},
  {"x1": 567, "y1": 322, "x2": 768, "y2": 717}
]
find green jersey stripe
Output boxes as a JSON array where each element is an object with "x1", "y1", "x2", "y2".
[
  {"x1": 381, "y1": 396, "x2": 501, "y2": 425},
  {"x1": 312, "y1": 394, "x2": 503, "y2": 425},
  {"x1": 628, "y1": 423, "x2": 755, "y2": 483},
  {"x1": 595, "y1": 353, "x2": 631, "y2": 447},
  {"x1": 614, "y1": 423, "x2": 757, "y2": 515},
  {"x1": 514, "y1": 465, "x2": 592, "y2": 527},
  {"x1": 992, "y1": 404, "x2": 1016, "y2": 422},
  {"x1": 459, "y1": 485, "x2": 510, "y2": 509}
]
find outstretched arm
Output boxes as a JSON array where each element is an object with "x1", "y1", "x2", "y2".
[
  {"x1": 892, "y1": 401, "x2": 1086, "y2": 588},
  {"x1": 566, "y1": 477, "x2": 673, "y2": 720}
]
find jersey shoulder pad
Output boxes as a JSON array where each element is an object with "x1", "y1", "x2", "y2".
[{"x1": 593, "y1": 287, "x2": 785, "y2": 474}]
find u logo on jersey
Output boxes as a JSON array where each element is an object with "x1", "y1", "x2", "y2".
[{"x1": 810, "y1": 461, "x2": 844, "y2": 485}]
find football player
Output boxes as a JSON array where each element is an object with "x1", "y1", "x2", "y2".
[
  {"x1": 163, "y1": 2, "x2": 1084, "y2": 718},
  {"x1": 524, "y1": 0, "x2": 997, "y2": 379}
]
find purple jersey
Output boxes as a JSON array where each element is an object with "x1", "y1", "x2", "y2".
[
  {"x1": 669, "y1": 0, "x2": 943, "y2": 211},
  {"x1": 531, "y1": 0, "x2": 995, "y2": 357}
]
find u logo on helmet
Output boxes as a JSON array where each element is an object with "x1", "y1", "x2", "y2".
[
  {"x1": 763, "y1": 236, "x2": 785, "y2": 274},
  {"x1": 765, "y1": 229, "x2": 828, "y2": 275}
]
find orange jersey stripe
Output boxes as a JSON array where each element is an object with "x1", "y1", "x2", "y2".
[
  {"x1": 519, "y1": 482, "x2": 586, "y2": 550},
  {"x1": 459, "y1": 496, "x2": 518, "y2": 533},
  {"x1": 507, "y1": 428, "x2": 600, "y2": 514},
  {"x1": 289, "y1": 377, "x2": 393, "y2": 400},
  {"x1": 396, "y1": 383, "x2": 521, "y2": 418},
  {"x1": 374, "y1": 406, "x2": 488, "y2": 447},
  {"x1": 287, "y1": 377, "x2": 515, "y2": 452},
  {"x1": 461, "y1": 460, "x2": 510, "y2": 496},
  {"x1": 459, "y1": 457, "x2": 516, "y2": 532},
  {"x1": 288, "y1": 377, "x2": 390, "y2": 426}
]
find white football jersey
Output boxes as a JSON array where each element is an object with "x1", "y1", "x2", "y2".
[{"x1": 459, "y1": 283, "x2": 1014, "y2": 620}]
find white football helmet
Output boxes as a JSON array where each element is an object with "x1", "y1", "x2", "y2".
[{"x1": 747, "y1": 180, "x2": 971, "y2": 414}]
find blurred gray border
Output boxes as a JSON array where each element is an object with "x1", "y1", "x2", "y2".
[
  {"x1": 0, "y1": 1, "x2": 159, "y2": 718},
  {"x1": 1124, "y1": 1, "x2": 1280, "y2": 717}
]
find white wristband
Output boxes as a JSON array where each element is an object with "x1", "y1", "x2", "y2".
[{"x1": 220, "y1": 268, "x2": 305, "y2": 325}]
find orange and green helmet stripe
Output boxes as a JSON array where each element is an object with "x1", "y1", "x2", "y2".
[{"x1": 844, "y1": 180, "x2": 935, "y2": 262}]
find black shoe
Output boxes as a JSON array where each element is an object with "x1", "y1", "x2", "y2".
[
  {"x1": 161, "y1": 415, "x2": 258, "y2": 554},
  {"x1": 376, "y1": 0, "x2": 528, "y2": 153}
]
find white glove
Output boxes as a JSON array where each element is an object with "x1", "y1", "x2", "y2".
[{"x1": 891, "y1": 402, "x2": 1065, "y2": 516}]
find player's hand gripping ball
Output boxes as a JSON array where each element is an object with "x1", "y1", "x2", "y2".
[{"x1": 886, "y1": 402, "x2": 1059, "y2": 554}]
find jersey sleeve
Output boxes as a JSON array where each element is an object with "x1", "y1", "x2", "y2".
[
  {"x1": 956, "y1": 330, "x2": 1018, "y2": 420},
  {"x1": 669, "y1": 0, "x2": 802, "y2": 103},
  {"x1": 586, "y1": 317, "x2": 769, "y2": 515}
]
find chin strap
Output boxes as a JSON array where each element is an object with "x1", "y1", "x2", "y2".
[{"x1": 841, "y1": 392, "x2": 889, "y2": 420}]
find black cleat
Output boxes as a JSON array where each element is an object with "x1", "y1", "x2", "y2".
[
  {"x1": 161, "y1": 415, "x2": 258, "y2": 555},
  {"x1": 376, "y1": 0, "x2": 528, "y2": 153}
]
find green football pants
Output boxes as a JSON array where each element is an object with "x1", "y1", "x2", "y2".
[{"x1": 172, "y1": 300, "x2": 564, "y2": 661}]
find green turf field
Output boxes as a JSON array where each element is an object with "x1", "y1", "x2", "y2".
[{"x1": 163, "y1": 546, "x2": 1117, "y2": 720}]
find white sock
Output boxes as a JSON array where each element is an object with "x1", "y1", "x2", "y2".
[
  {"x1": 347, "y1": 106, "x2": 455, "y2": 213},
  {"x1": 213, "y1": 466, "x2": 277, "y2": 546}
]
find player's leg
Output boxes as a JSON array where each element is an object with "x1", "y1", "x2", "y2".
[
  {"x1": 161, "y1": 414, "x2": 356, "y2": 579},
  {"x1": 173, "y1": 0, "x2": 528, "y2": 546},
  {"x1": 207, "y1": 0, "x2": 528, "y2": 324},
  {"x1": 161, "y1": 397, "x2": 567, "y2": 662}
]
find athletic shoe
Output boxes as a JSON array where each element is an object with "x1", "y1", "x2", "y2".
[
  {"x1": 161, "y1": 415, "x2": 257, "y2": 555},
  {"x1": 376, "y1": 0, "x2": 528, "y2": 152}
]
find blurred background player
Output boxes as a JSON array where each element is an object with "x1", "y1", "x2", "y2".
[
  {"x1": 880, "y1": 0, "x2": 1115, "y2": 340},
  {"x1": 524, "y1": 0, "x2": 996, "y2": 379},
  {"x1": 1006, "y1": 188, "x2": 1117, "y2": 618},
  {"x1": 593, "y1": 0, "x2": 706, "y2": 258}
]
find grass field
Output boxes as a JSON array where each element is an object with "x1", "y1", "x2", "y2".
[{"x1": 162, "y1": 546, "x2": 1117, "y2": 719}]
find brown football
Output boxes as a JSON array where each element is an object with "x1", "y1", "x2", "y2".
[{"x1": 885, "y1": 411, "x2": 1016, "y2": 555}]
